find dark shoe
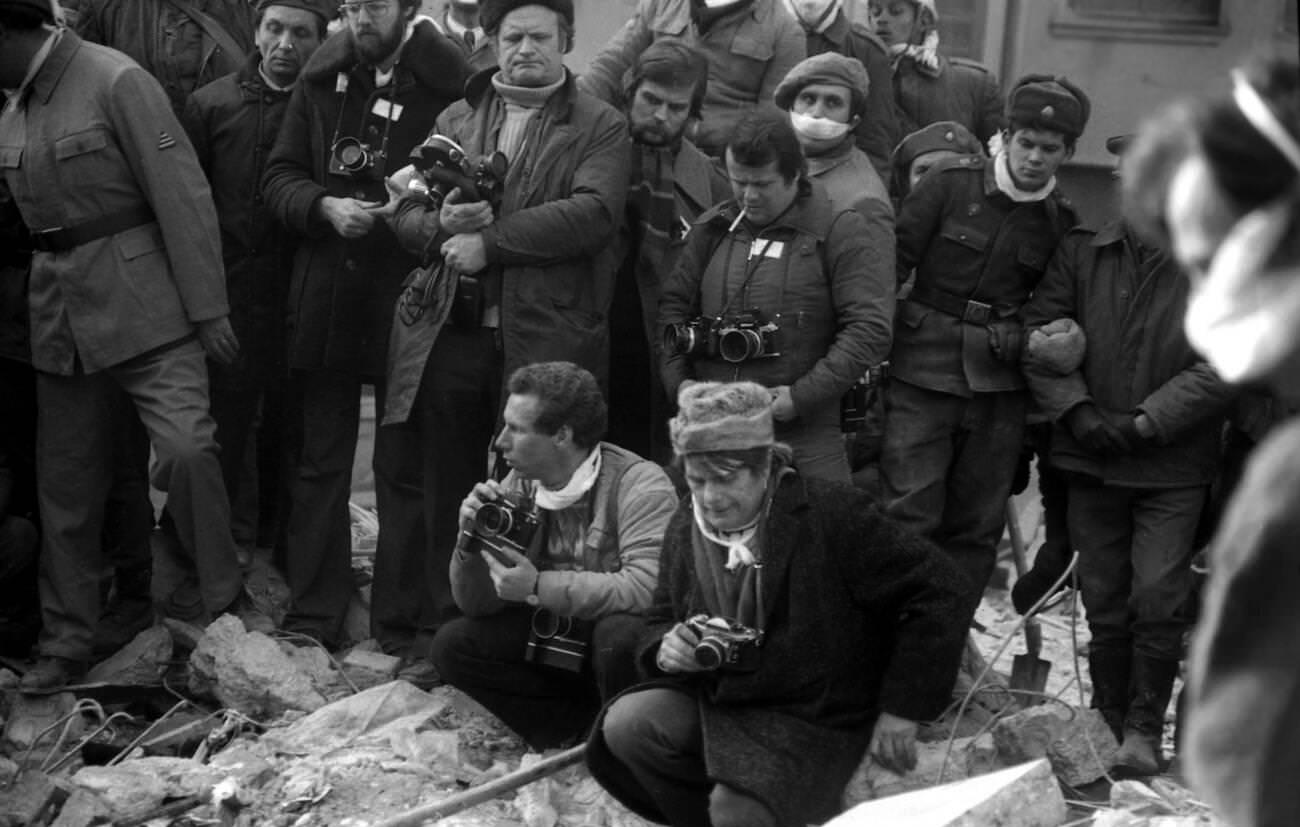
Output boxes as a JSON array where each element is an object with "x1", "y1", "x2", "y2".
[
  {"x1": 1088, "y1": 647, "x2": 1133, "y2": 741},
  {"x1": 217, "y1": 589, "x2": 275, "y2": 635},
  {"x1": 397, "y1": 657, "x2": 441, "y2": 690},
  {"x1": 161, "y1": 580, "x2": 206, "y2": 623},
  {"x1": 19, "y1": 656, "x2": 87, "y2": 693},
  {"x1": 1113, "y1": 729, "x2": 1162, "y2": 776},
  {"x1": 92, "y1": 597, "x2": 154, "y2": 656}
]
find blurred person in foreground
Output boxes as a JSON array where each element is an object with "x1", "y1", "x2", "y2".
[
  {"x1": 585, "y1": 380, "x2": 968, "y2": 827},
  {"x1": 1124, "y1": 56, "x2": 1300, "y2": 827}
]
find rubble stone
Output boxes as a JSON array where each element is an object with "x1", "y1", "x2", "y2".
[
  {"x1": 162, "y1": 617, "x2": 207, "y2": 652},
  {"x1": 49, "y1": 788, "x2": 114, "y2": 827},
  {"x1": 189, "y1": 615, "x2": 327, "y2": 719},
  {"x1": 207, "y1": 742, "x2": 280, "y2": 789},
  {"x1": 115, "y1": 756, "x2": 223, "y2": 798},
  {"x1": 342, "y1": 648, "x2": 402, "y2": 687},
  {"x1": 0, "y1": 667, "x2": 18, "y2": 689},
  {"x1": 992, "y1": 703, "x2": 1119, "y2": 786},
  {"x1": 3, "y1": 690, "x2": 78, "y2": 750},
  {"x1": 0, "y1": 770, "x2": 63, "y2": 827},
  {"x1": 842, "y1": 734, "x2": 1001, "y2": 804},
  {"x1": 86, "y1": 625, "x2": 172, "y2": 685},
  {"x1": 70, "y1": 765, "x2": 168, "y2": 820},
  {"x1": 266, "y1": 680, "x2": 445, "y2": 756}
]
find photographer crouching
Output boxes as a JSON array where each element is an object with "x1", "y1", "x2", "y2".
[
  {"x1": 586, "y1": 381, "x2": 970, "y2": 827},
  {"x1": 659, "y1": 110, "x2": 889, "y2": 483},
  {"x1": 429, "y1": 362, "x2": 678, "y2": 749}
]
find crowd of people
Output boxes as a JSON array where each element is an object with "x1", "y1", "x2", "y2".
[{"x1": 1, "y1": 0, "x2": 1296, "y2": 823}]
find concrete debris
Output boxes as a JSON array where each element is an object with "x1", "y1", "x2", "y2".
[
  {"x1": 265, "y1": 680, "x2": 445, "y2": 756},
  {"x1": 69, "y1": 764, "x2": 168, "y2": 820},
  {"x1": 162, "y1": 616, "x2": 208, "y2": 652},
  {"x1": 1088, "y1": 778, "x2": 1224, "y2": 825},
  {"x1": 189, "y1": 614, "x2": 327, "y2": 719},
  {"x1": 342, "y1": 648, "x2": 403, "y2": 689},
  {"x1": 828, "y1": 759, "x2": 1067, "y2": 827},
  {"x1": 992, "y1": 704, "x2": 1119, "y2": 785},
  {"x1": 843, "y1": 734, "x2": 1000, "y2": 804},
  {"x1": 0, "y1": 770, "x2": 63, "y2": 827},
  {"x1": 3, "y1": 690, "x2": 78, "y2": 750},
  {"x1": 207, "y1": 741, "x2": 281, "y2": 789},
  {"x1": 515, "y1": 752, "x2": 560, "y2": 827},
  {"x1": 113, "y1": 755, "x2": 224, "y2": 798},
  {"x1": 48, "y1": 788, "x2": 113, "y2": 827},
  {"x1": 85, "y1": 624, "x2": 172, "y2": 685},
  {"x1": 0, "y1": 668, "x2": 17, "y2": 689},
  {"x1": 0, "y1": 755, "x2": 17, "y2": 786}
]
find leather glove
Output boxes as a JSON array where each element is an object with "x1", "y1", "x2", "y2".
[
  {"x1": 987, "y1": 319, "x2": 1026, "y2": 363},
  {"x1": 1065, "y1": 403, "x2": 1136, "y2": 456}
]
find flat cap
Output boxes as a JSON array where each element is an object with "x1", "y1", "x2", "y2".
[
  {"x1": 891, "y1": 120, "x2": 980, "y2": 173},
  {"x1": 0, "y1": 0, "x2": 57, "y2": 23},
  {"x1": 1006, "y1": 74, "x2": 1091, "y2": 139},
  {"x1": 481, "y1": 0, "x2": 574, "y2": 33},
  {"x1": 773, "y1": 52, "x2": 870, "y2": 118},
  {"x1": 256, "y1": 0, "x2": 335, "y2": 23}
]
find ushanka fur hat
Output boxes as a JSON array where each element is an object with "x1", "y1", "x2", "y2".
[{"x1": 670, "y1": 381, "x2": 775, "y2": 456}]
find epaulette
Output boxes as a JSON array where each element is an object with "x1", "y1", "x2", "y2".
[{"x1": 948, "y1": 56, "x2": 993, "y2": 75}]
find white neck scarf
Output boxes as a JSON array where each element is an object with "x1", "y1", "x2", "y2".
[
  {"x1": 994, "y1": 148, "x2": 1056, "y2": 203},
  {"x1": 692, "y1": 505, "x2": 760, "y2": 570},
  {"x1": 534, "y1": 446, "x2": 602, "y2": 511},
  {"x1": 888, "y1": 29, "x2": 940, "y2": 73}
]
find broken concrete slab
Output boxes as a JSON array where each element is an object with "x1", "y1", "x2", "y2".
[
  {"x1": 86, "y1": 625, "x2": 172, "y2": 685},
  {"x1": 342, "y1": 648, "x2": 402, "y2": 689},
  {"x1": 0, "y1": 770, "x2": 65, "y2": 827},
  {"x1": 826, "y1": 759, "x2": 1067, "y2": 827},
  {"x1": 113, "y1": 756, "x2": 223, "y2": 799},
  {"x1": 188, "y1": 614, "x2": 327, "y2": 719},
  {"x1": 991, "y1": 704, "x2": 1119, "y2": 786},
  {"x1": 843, "y1": 734, "x2": 1001, "y2": 805},
  {"x1": 264, "y1": 680, "x2": 445, "y2": 756},
  {"x1": 3, "y1": 690, "x2": 78, "y2": 750},
  {"x1": 70, "y1": 764, "x2": 168, "y2": 821},
  {"x1": 49, "y1": 788, "x2": 114, "y2": 827}
]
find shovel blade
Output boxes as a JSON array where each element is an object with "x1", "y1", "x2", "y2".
[{"x1": 1010, "y1": 653, "x2": 1052, "y2": 702}]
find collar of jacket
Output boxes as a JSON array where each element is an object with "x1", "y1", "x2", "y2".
[
  {"x1": 703, "y1": 178, "x2": 836, "y2": 240},
  {"x1": 24, "y1": 29, "x2": 80, "y2": 107},
  {"x1": 236, "y1": 52, "x2": 294, "y2": 99},
  {"x1": 805, "y1": 135, "x2": 858, "y2": 175},
  {"x1": 462, "y1": 65, "x2": 579, "y2": 122},
  {"x1": 897, "y1": 49, "x2": 947, "y2": 80},
  {"x1": 649, "y1": 0, "x2": 769, "y2": 36},
  {"x1": 1091, "y1": 219, "x2": 1129, "y2": 248},
  {"x1": 300, "y1": 16, "x2": 464, "y2": 98}
]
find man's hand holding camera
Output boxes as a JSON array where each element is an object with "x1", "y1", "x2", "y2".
[
  {"x1": 656, "y1": 622, "x2": 708, "y2": 674},
  {"x1": 318, "y1": 195, "x2": 385, "y2": 239},
  {"x1": 439, "y1": 187, "x2": 493, "y2": 274},
  {"x1": 459, "y1": 481, "x2": 542, "y2": 606}
]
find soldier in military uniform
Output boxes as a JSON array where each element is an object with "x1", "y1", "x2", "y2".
[
  {"x1": 881, "y1": 75, "x2": 1089, "y2": 620},
  {"x1": 870, "y1": 0, "x2": 1003, "y2": 146},
  {"x1": 0, "y1": 0, "x2": 251, "y2": 690}
]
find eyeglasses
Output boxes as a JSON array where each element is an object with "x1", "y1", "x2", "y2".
[{"x1": 338, "y1": 0, "x2": 394, "y2": 19}]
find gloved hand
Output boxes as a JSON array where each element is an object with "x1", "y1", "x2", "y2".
[
  {"x1": 1065, "y1": 403, "x2": 1136, "y2": 456},
  {"x1": 987, "y1": 319, "x2": 1026, "y2": 363}
]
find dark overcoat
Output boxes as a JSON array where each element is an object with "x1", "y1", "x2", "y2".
[{"x1": 587, "y1": 473, "x2": 970, "y2": 826}]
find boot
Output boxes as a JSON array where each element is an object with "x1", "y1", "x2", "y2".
[
  {"x1": 1113, "y1": 654, "x2": 1179, "y2": 777},
  {"x1": 1087, "y1": 646, "x2": 1132, "y2": 741},
  {"x1": 19, "y1": 656, "x2": 87, "y2": 693},
  {"x1": 92, "y1": 565, "x2": 155, "y2": 655}
]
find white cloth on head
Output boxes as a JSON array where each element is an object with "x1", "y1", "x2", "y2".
[{"x1": 534, "y1": 445, "x2": 603, "y2": 511}]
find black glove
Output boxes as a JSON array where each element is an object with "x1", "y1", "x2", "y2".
[
  {"x1": 987, "y1": 319, "x2": 1026, "y2": 364},
  {"x1": 1065, "y1": 404, "x2": 1136, "y2": 456}
]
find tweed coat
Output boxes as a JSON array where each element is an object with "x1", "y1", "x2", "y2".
[{"x1": 587, "y1": 472, "x2": 970, "y2": 826}]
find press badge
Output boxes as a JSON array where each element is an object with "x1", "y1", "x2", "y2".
[
  {"x1": 372, "y1": 99, "x2": 404, "y2": 121},
  {"x1": 749, "y1": 239, "x2": 784, "y2": 260}
]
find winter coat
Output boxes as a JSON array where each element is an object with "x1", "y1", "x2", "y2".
[
  {"x1": 892, "y1": 53, "x2": 1004, "y2": 146},
  {"x1": 72, "y1": 0, "x2": 255, "y2": 113},
  {"x1": 579, "y1": 0, "x2": 806, "y2": 156},
  {"x1": 450, "y1": 443, "x2": 677, "y2": 620},
  {"x1": 1021, "y1": 221, "x2": 1234, "y2": 487},
  {"x1": 388, "y1": 68, "x2": 628, "y2": 404},
  {"x1": 804, "y1": 12, "x2": 902, "y2": 181},
  {"x1": 586, "y1": 472, "x2": 970, "y2": 826},
  {"x1": 1188, "y1": 417, "x2": 1300, "y2": 827},
  {"x1": 261, "y1": 20, "x2": 470, "y2": 378},
  {"x1": 181, "y1": 54, "x2": 296, "y2": 389},
  {"x1": 892, "y1": 153, "x2": 1078, "y2": 396},
  {"x1": 0, "y1": 33, "x2": 227, "y2": 376}
]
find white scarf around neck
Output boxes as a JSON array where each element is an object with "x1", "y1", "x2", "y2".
[
  {"x1": 693, "y1": 505, "x2": 760, "y2": 570},
  {"x1": 994, "y1": 148, "x2": 1056, "y2": 203},
  {"x1": 534, "y1": 446, "x2": 602, "y2": 511}
]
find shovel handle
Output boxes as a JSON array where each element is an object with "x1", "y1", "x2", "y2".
[{"x1": 1024, "y1": 617, "x2": 1043, "y2": 658}]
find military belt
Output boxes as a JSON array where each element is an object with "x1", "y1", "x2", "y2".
[
  {"x1": 907, "y1": 283, "x2": 1015, "y2": 326},
  {"x1": 30, "y1": 206, "x2": 157, "y2": 253}
]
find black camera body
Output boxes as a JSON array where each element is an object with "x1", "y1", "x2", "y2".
[
  {"x1": 685, "y1": 614, "x2": 762, "y2": 672},
  {"x1": 717, "y1": 310, "x2": 781, "y2": 364},
  {"x1": 525, "y1": 609, "x2": 591, "y2": 673},
  {"x1": 467, "y1": 492, "x2": 540, "y2": 565},
  {"x1": 329, "y1": 136, "x2": 385, "y2": 182},
  {"x1": 407, "y1": 135, "x2": 509, "y2": 212},
  {"x1": 665, "y1": 317, "x2": 719, "y2": 359},
  {"x1": 840, "y1": 361, "x2": 890, "y2": 433}
]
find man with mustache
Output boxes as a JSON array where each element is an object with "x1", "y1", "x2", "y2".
[{"x1": 261, "y1": 0, "x2": 469, "y2": 682}]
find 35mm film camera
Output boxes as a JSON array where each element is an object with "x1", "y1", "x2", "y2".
[
  {"x1": 685, "y1": 614, "x2": 763, "y2": 672},
  {"x1": 664, "y1": 309, "x2": 782, "y2": 364},
  {"x1": 840, "y1": 362, "x2": 890, "y2": 433},
  {"x1": 329, "y1": 135, "x2": 386, "y2": 182},
  {"x1": 461, "y1": 491, "x2": 540, "y2": 566},
  {"x1": 525, "y1": 609, "x2": 593, "y2": 673}
]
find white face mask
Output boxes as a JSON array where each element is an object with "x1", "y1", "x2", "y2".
[{"x1": 789, "y1": 110, "x2": 852, "y2": 142}]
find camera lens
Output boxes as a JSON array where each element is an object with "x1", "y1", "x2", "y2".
[
  {"x1": 334, "y1": 137, "x2": 369, "y2": 172},
  {"x1": 474, "y1": 502, "x2": 513, "y2": 537},
  {"x1": 719, "y1": 328, "x2": 764, "y2": 363},
  {"x1": 665, "y1": 323, "x2": 697, "y2": 356},
  {"x1": 693, "y1": 638, "x2": 725, "y2": 669}
]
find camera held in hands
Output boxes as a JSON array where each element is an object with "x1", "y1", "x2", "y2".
[
  {"x1": 840, "y1": 361, "x2": 890, "y2": 433},
  {"x1": 407, "y1": 135, "x2": 509, "y2": 212},
  {"x1": 466, "y1": 492, "x2": 540, "y2": 566},
  {"x1": 525, "y1": 609, "x2": 592, "y2": 673},
  {"x1": 685, "y1": 614, "x2": 763, "y2": 672},
  {"x1": 329, "y1": 136, "x2": 385, "y2": 182},
  {"x1": 717, "y1": 310, "x2": 781, "y2": 364}
]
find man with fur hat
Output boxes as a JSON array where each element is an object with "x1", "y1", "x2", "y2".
[
  {"x1": 585, "y1": 379, "x2": 969, "y2": 827},
  {"x1": 888, "y1": 118, "x2": 979, "y2": 202},
  {"x1": 179, "y1": 0, "x2": 331, "y2": 584},
  {"x1": 260, "y1": 0, "x2": 469, "y2": 678},
  {"x1": 579, "y1": 0, "x2": 806, "y2": 158},
  {"x1": 384, "y1": 0, "x2": 628, "y2": 681},
  {"x1": 1020, "y1": 134, "x2": 1234, "y2": 775},
  {"x1": 881, "y1": 75, "x2": 1088, "y2": 624},
  {"x1": 870, "y1": 0, "x2": 1003, "y2": 145},
  {"x1": 784, "y1": 0, "x2": 901, "y2": 178}
]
